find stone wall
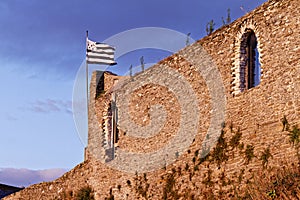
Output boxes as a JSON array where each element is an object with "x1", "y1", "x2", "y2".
[
  {"x1": 5, "y1": 0, "x2": 300, "y2": 199},
  {"x1": 86, "y1": 71, "x2": 124, "y2": 162}
]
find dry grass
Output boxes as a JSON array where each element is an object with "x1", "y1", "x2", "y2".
[{"x1": 241, "y1": 164, "x2": 300, "y2": 199}]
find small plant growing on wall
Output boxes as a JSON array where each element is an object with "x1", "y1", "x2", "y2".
[
  {"x1": 140, "y1": 56, "x2": 145, "y2": 72},
  {"x1": 185, "y1": 163, "x2": 189, "y2": 171},
  {"x1": 211, "y1": 129, "x2": 228, "y2": 167},
  {"x1": 289, "y1": 125, "x2": 300, "y2": 146},
  {"x1": 129, "y1": 64, "x2": 133, "y2": 77},
  {"x1": 260, "y1": 147, "x2": 272, "y2": 168},
  {"x1": 222, "y1": 8, "x2": 231, "y2": 26},
  {"x1": 237, "y1": 168, "x2": 245, "y2": 184},
  {"x1": 75, "y1": 186, "x2": 94, "y2": 200},
  {"x1": 288, "y1": 125, "x2": 300, "y2": 164},
  {"x1": 266, "y1": 189, "x2": 277, "y2": 199},
  {"x1": 281, "y1": 115, "x2": 289, "y2": 131},
  {"x1": 186, "y1": 32, "x2": 191, "y2": 46},
  {"x1": 194, "y1": 149, "x2": 199, "y2": 157},
  {"x1": 134, "y1": 172, "x2": 150, "y2": 199},
  {"x1": 163, "y1": 168, "x2": 180, "y2": 200},
  {"x1": 105, "y1": 188, "x2": 114, "y2": 200},
  {"x1": 206, "y1": 20, "x2": 215, "y2": 35},
  {"x1": 244, "y1": 144, "x2": 255, "y2": 164},
  {"x1": 226, "y1": 8, "x2": 231, "y2": 24},
  {"x1": 229, "y1": 128, "x2": 242, "y2": 150}
]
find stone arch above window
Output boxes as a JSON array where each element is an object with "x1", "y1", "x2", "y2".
[{"x1": 232, "y1": 28, "x2": 261, "y2": 95}]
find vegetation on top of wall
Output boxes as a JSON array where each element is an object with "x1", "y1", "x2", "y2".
[
  {"x1": 221, "y1": 8, "x2": 231, "y2": 26},
  {"x1": 206, "y1": 20, "x2": 215, "y2": 35},
  {"x1": 206, "y1": 8, "x2": 231, "y2": 35}
]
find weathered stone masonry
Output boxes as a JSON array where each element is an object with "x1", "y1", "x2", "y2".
[{"x1": 5, "y1": 0, "x2": 300, "y2": 199}]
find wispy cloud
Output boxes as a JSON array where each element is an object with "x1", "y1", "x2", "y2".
[
  {"x1": 25, "y1": 99, "x2": 72, "y2": 115},
  {"x1": 0, "y1": 168, "x2": 68, "y2": 187},
  {"x1": 5, "y1": 113, "x2": 18, "y2": 121}
]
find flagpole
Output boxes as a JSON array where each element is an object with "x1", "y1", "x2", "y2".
[
  {"x1": 85, "y1": 33, "x2": 117, "y2": 160},
  {"x1": 86, "y1": 30, "x2": 89, "y2": 140}
]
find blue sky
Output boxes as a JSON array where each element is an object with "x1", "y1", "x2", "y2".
[{"x1": 0, "y1": 0, "x2": 266, "y2": 186}]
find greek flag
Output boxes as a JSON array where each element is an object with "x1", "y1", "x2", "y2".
[{"x1": 86, "y1": 39, "x2": 116, "y2": 65}]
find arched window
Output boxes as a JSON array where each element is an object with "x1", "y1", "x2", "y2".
[{"x1": 240, "y1": 29, "x2": 261, "y2": 92}]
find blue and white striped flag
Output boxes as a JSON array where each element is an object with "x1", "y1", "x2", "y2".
[{"x1": 86, "y1": 39, "x2": 116, "y2": 65}]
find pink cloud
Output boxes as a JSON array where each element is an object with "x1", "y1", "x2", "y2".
[{"x1": 0, "y1": 168, "x2": 68, "y2": 187}]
